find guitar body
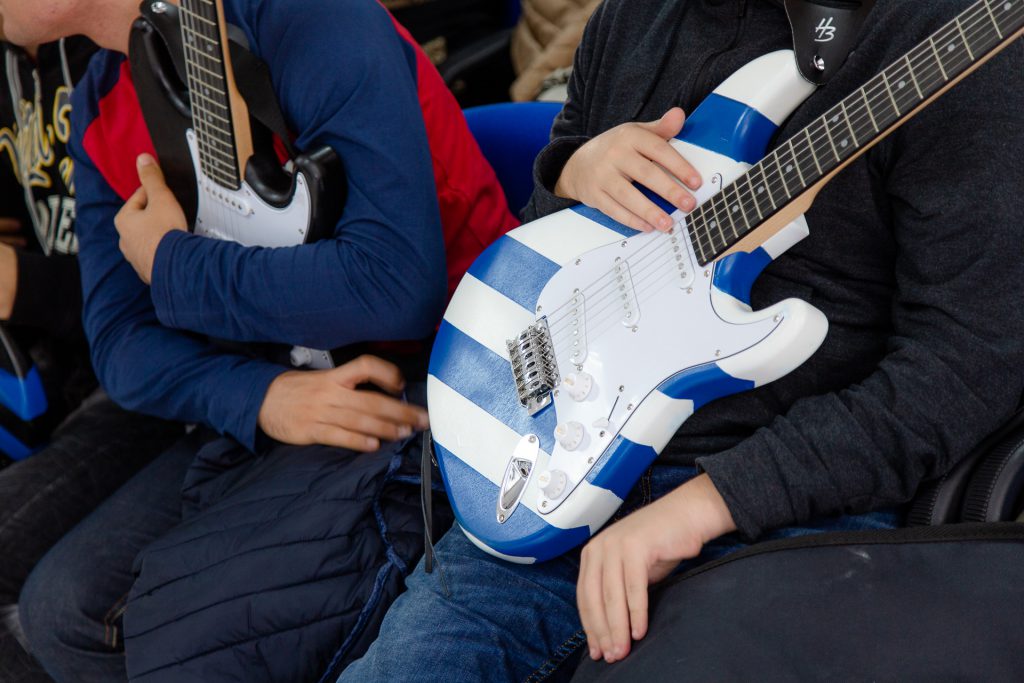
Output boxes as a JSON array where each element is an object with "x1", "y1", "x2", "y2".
[
  {"x1": 128, "y1": 2, "x2": 344, "y2": 248},
  {"x1": 428, "y1": 50, "x2": 827, "y2": 563}
]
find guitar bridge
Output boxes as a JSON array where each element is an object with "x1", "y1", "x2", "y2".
[{"x1": 507, "y1": 318, "x2": 559, "y2": 415}]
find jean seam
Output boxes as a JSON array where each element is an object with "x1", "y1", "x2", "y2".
[{"x1": 523, "y1": 629, "x2": 586, "y2": 683}]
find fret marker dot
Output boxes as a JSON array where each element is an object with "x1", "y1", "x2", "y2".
[
  {"x1": 1005, "y1": 2, "x2": 1011, "y2": 10},
  {"x1": 831, "y1": 115, "x2": 839, "y2": 123},
  {"x1": 710, "y1": 220, "x2": 717, "y2": 228},
  {"x1": 731, "y1": 205, "x2": 739, "y2": 213},
  {"x1": 947, "y1": 44, "x2": 955, "y2": 52},
  {"x1": 840, "y1": 139, "x2": 848, "y2": 148},
  {"x1": 898, "y1": 80, "x2": 906, "y2": 89},
  {"x1": 785, "y1": 164, "x2": 793, "y2": 173},
  {"x1": 757, "y1": 186, "x2": 764, "y2": 194}
]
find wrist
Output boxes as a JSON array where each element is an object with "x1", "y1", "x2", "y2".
[{"x1": 664, "y1": 473, "x2": 737, "y2": 545}]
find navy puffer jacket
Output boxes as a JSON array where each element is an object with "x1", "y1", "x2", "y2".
[{"x1": 123, "y1": 434, "x2": 445, "y2": 682}]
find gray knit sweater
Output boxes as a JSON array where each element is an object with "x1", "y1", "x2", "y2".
[{"x1": 523, "y1": 0, "x2": 1024, "y2": 538}]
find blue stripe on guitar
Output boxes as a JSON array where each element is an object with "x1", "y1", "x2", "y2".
[
  {"x1": 429, "y1": 321, "x2": 558, "y2": 455},
  {"x1": 466, "y1": 236, "x2": 560, "y2": 312},
  {"x1": 434, "y1": 440, "x2": 590, "y2": 560},
  {"x1": 657, "y1": 362, "x2": 755, "y2": 409},
  {"x1": 570, "y1": 206, "x2": 641, "y2": 238},
  {"x1": 585, "y1": 435, "x2": 659, "y2": 501},
  {"x1": 712, "y1": 247, "x2": 772, "y2": 305},
  {"x1": 677, "y1": 93, "x2": 778, "y2": 165}
]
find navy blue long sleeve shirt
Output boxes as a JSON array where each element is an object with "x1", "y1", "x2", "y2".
[{"x1": 72, "y1": 0, "x2": 447, "y2": 448}]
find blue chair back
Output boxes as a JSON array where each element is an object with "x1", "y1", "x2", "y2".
[{"x1": 463, "y1": 101, "x2": 562, "y2": 215}]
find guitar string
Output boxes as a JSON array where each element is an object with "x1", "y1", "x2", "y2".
[
  {"x1": 545, "y1": 3, "x2": 1018, "y2": 355},
  {"x1": 688, "y1": 1, "x2": 1018, "y2": 257},
  {"x1": 543, "y1": 3, "x2": 1015, "y2": 348}
]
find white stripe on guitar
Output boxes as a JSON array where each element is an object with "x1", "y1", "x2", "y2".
[
  {"x1": 710, "y1": 50, "x2": 817, "y2": 126},
  {"x1": 442, "y1": 274, "x2": 534, "y2": 360},
  {"x1": 619, "y1": 390, "x2": 695, "y2": 452},
  {"x1": 507, "y1": 210, "x2": 625, "y2": 266}
]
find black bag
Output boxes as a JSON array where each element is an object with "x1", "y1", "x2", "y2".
[{"x1": 572, "y1": 523, "x2": 1024, "y2": 682}]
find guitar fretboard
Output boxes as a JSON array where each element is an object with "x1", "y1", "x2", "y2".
[
  {"x1": 687, "y1": 0, "x2": 1023, "y2": 265},
  {"x1": 179, "y1": 0, "x2": 242, "y2": 189}
]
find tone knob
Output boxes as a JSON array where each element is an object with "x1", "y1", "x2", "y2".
[
  {"x1": 537, "y1": 469, "x2": 569, "y2": 500},
  {"x1": 554, "y1": 421, "x2": 585, "y2": 451},
  {"x1": 562, "y1": 372, "x2": 594, "y2": 402}
]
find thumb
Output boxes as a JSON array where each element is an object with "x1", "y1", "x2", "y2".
[
  {"x1": 644, "y1": 107, "x2": 686, "y2": 140},
  {"x1": 136, "y1": 153, "x2": 170, "y2": 196}
]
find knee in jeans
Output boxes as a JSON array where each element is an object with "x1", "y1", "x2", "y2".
[{"x1": 19, "y1": 549, "x2": 118, "y2": 662}]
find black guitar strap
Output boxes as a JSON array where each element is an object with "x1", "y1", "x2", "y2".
[
  {"x1": 783, "y1": 0, "x2": 877, "y2": 85},
  {"x1": 228, "y1": 38, "x2": 299, "y2": 159}
]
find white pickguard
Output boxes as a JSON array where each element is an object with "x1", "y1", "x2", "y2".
[{"x1": 187, "y1": 129, "x2": 314, "y2": 248}]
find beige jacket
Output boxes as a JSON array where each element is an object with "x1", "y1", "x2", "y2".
[{"x1": 510, "y1": 0, "x2": 600, "y2": 101}]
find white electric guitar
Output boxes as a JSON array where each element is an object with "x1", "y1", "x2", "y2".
[{"x1": 428, "y1": 0, "x2": 1023, "y2": 563}]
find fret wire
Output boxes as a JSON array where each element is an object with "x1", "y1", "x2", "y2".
[
  {"x1": 802, "y1": 127, "x2": 823, "y2": 175},
  {"x1": 860, "y1": 87, "x2": 879, "y2": 132},
  {"x1": 928, "y1": 36, "x2": 950, "y2": 80},
  {"x1": 743, "y1": 172, "x2": 764, "y2": 221},
  {"x1": 728, "y1": 182, "x2": 752, "y2": 232},
  {"x1": 902, "y1": 53, "x2": 924, "y2": 100},
  {"x1": 707, "y1": 196, "x2": 728, "y2": 247},
  {"x1": 839, "y1": 100, "x2": 860, "y2": 148},
  {"x1": 769, "y1": 149, "x2": 791, "y2": 199},
  {"x1": 879, "y1": 70, "x2": 902, "y2": 117},
  {"x1": 820, "y1": 115, "x2": 841, "y2": 161},
  {"x1": 984, "y1": 0, "x2": 1005, "y2": 37},
  {"x1": 753, "y1": 166, "x2": 777, "y2": 211},
  {"x1": 955, "y1": 16, "x2": 977, "y2": 59}
]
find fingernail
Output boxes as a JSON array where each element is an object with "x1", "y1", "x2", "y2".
[
  {"x1": 689, "y1": 176, "x2": 702, "y2": 189},
  {"x1": 399, "y1": 426, "x2": 412, "y2": 438},
  {"x1": 683, "y1": 197, "x2": 695, "y2": 210},
  {"x1": 589, "y1": 648, "x2": 600, "y2": 660},
  {"x1": 137, "y1": 153, "x2": 155, "y2": 167},
  {"x1": 366, "y1": 437, "x2": 379, "y2": 450},
  {"x1": 658, "y1": 216, "x2": 671, "y2": 229}
]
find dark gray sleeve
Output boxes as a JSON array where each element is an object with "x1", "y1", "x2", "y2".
[
  {"x1": 520, "y1": 2, "x2": 605, "y2": 223},
  {"x1": 697, "y1": 43, "x2": 1024, "y2": 539}
]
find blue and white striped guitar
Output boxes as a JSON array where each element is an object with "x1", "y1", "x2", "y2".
[{"x1": 429, "y1": 0, "x2": 1023, "y2": 563}]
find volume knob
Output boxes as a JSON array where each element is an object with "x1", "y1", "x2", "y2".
[
  {"x1": 562, "y1": 372, "x2": 594, "y2": 402},
  {"x1": 537, "y1": 469, "x2": 569, "y2": 500},
  {"x1": 554, "y1": 421, "x2": 585, "y2": 451}
]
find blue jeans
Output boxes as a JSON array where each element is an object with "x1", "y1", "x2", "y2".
[{"x1": 339, "y1": 466, "x2": 902, "y2": 683}]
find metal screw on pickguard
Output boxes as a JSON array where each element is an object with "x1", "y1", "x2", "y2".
[
  {"x1": 541, "y1": 501, "x2": 549, "y2": 509},
  {"x1": 588, "y1": 457, "x2": 595, "y2": 464},
  {"x1": 599, "y1": 431, "x2": 606, "y2": 438},
  {"x1": 715, "y1": 350, "x2": 721, "y2": 357},
  {"x1": 704, "y1": 270, "x2": 711, "y2": 278},
  {"x1": 619, "y1": 385, "x2": 625, "y2": 392},
  {"x1": 687, "y1": 287, "x2": 693, "y2": 294},
  {"x1": 575, "y1": 259, "x2": 582, "y2": 266},
  {"x1": 773, "y1": 315, "x2": 782, "y2": 322},
  {"x1": 529, "y1": 436, "x2": 537, "y2": 443},
  {"x1": 627, "y1": 403, "x2": 634, "y2": 411},
  {"x1": 621, "y1": 241, "x2": 628, "y2": 248},
  {"x1": 536, "y1": 305, "x2": 543, "y2": 313},
  {"x1": 631, "y1": 327, "x2": 638, "y2": 333}
]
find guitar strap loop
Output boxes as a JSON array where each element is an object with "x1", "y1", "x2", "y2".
[{"x1": 783, "y1": 0, "x2": 876, "y2": 84}]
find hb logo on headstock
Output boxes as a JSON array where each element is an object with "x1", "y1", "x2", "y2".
[{"x1": 814, "y1": 17, "x2": 837, "y2": 42}]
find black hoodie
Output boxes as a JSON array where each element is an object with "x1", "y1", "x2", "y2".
[
  {"x1": 523, "y1": 0, "x2": 1024, "y2": 538},
  {"x1": 0, "y1": 37, "x2": 99, "y2": 412}
]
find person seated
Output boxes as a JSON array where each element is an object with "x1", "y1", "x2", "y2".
[
  {"x1": 340, "y1": 0, "x2": 1024, "y2": 680},
  {"x1": 0, "y1": 0, "x2": 517, "y2": 681},
  {"x1": 0, "y1": 33, "x2": 183, "y2": 683}
]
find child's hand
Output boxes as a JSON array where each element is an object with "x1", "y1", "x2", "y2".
[
  {"x1": 577, "y1": 473, "x2": 736, "y2": 664},
  {"x1": 555, "y1": 107, "x2": 703, "y2": 233}
]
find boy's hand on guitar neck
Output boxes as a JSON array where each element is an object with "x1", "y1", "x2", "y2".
[
  {"x1": 555, "y1": 107, "x2": 703, "y2": 233},
  {"x1": 115, "y1": 154, "x2": 187, "y2": 284},
  {"x1": 258, "y1": 355, "x2": 429, "y2": 452},
  {"x1": 577, "y1": 473, "x2": 736, "y2": 665}
]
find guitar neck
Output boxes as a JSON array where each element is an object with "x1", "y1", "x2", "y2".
[
  {"x1": 689, "y1": 0, "x2": 1024, "y2": 265},
  {"x1": 178, "y1": 0, "x2": 254, "y2": 190}
]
